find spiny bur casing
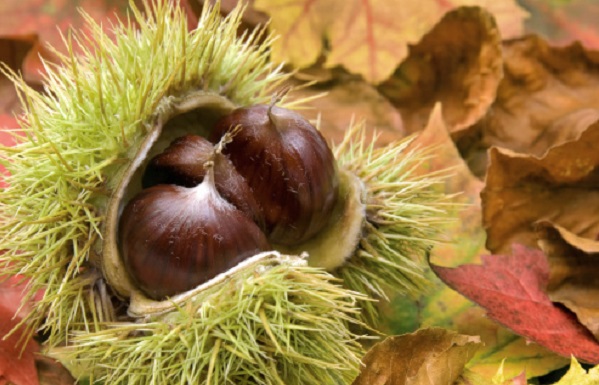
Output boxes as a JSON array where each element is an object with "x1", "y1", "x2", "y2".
[
  {"x1": 333, "y1": 124, "x2": 452, "y2": 324},
  {"x1": 0, "y1": 0, "x2": 453, "y2": 383},
  {"x1": 0, "y1": 1, "x2": 368, "y2": 384}
]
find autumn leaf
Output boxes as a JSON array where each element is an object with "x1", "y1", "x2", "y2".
[
  {"x1": 0, "y1": 0, "x2": 136, "y2": 82},
  {"x1": 325, "y1": 0, "x2": 443, "y2": 85},
  {"x1": 0, "y1": 0, "x2": 142, "y2": 50},
  {"x1": 458, "y1": 35, "x2": 599, "y2": 176},
  {"x1": 455, "y1": 367, "x2": 527, "y2": 385},
  {"x1": 0, "y1": 276, "x2": 40, "y2": 385},
  {"x1": 0, "y1": 39, "x2": 30, "y2": 130},
  {"x1": 0, "y1": 38, "x2": 35, "y2": 187},
  {"x1": 0, "y1": 0, "x2": 203, "y2": 83},
  {"x1": 378, "y1": 6, "x2": 503, "y2": 138},
  {"x1": 385, "y1": 106, "x2": 568, "y2": 380},
  {"x1": 431, "y1": 244, "x2": 599, "y2": 364},
  {"x1": 288, "y1": 71, "x2": 405, "y2": 146},
  {"x1": 352, "y1": 328, "x2": 481, "y2": 385},
  {"x1": 523, "y1": 0, "x2": 599, "y2": 50},
  {"x1": 35, "y1": 356, "x2": 76, "y2": 385},
  {"x1": 537, "y1": 223, "x2": 599, "y2": 341},
  {"x1": 254, "y1": 0, "x2": 526, "y2": 84},
  {"x1": 550, "y1": 357, "x2": 599, "y2": 385},
  {"x1": 493, "y1": 370, "x2": 528, "y2": 385},
  {"x1": 482, "y1": 121, "x2": 599, "y2": 254}
]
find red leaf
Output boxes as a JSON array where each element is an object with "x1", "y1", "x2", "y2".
[
  {"x1": 0, "y1": 277, "x2": 40, "y2": 385},
  {"x1": 431, "y1": 244, "x2": 599, "y2": 364}
]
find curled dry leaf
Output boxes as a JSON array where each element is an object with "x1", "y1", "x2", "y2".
[
  {"x1": 352, "y1": 328, "x2": 481, "y2": 385},
  {"x1": 482, "y1": 121, "x2": 599, "y2": 254},
  {"x1": 459, "y1": 35, "x2": 599, "y2": 176},
  {"x1": 431, "y1": 244, "x2": 599, "y2": 364},
  {"x1": 378, "y1": 6, "x2": 503, "y2": 137},
  {"x1": 537, "y1": 222, "x2": 599, "y2": 341}
]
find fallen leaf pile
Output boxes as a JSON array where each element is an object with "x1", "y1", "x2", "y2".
[{"x1": 3, "y1": 0, "x2": 599, "y2": 384}]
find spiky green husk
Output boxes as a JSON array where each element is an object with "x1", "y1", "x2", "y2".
[
  {"x1": 55, "y1": 253, "x2": 367, "y2": 385},
  {"x1": 334, "y1": 124, "x2": 452, "y2": 325},
  {"x1": 0, "y1": 0, "x2": 287, "y2": 347}
]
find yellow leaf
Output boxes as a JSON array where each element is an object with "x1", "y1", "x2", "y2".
[
  {"x1": 253, "y1": 0, "x2": 341, "y2": 68},
  {"x1": 325, "y1": 0, "x2": 442, "y2": 83},
  {"x1": 552, "y1": 357, "x2": 599, "y2": 385}
]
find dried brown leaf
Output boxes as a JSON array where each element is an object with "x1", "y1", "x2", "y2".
[
  {"x1": 482, "y1": 121, "x2": 599, "y2": 254},
  {"x1": 459, "y1": 36, "x2": 599, "y2": 176},
  {"x1": 538, "y1": 223, "x2": 599, "y2": 341},
  {"x1": 378, "y1": 7, "x2": 503, "y2": 137},
  {"x1": 352, "y1": 328, "x2": 481, "y2": 385}
]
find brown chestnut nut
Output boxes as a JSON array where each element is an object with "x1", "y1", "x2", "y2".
[
  {"x1": 210, "y1": 105, "x2": 339, "y2": 246},
  {"x1": 119, "y1": 162, "x2": 271, "y2": 300},
  {"x1": 142, "y1": 134, "x2": 264, "y2": 228}
]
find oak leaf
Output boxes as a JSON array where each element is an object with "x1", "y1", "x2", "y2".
[
  {"x1": 431, "y1": 244, "x2": 599, "y2": 364},
  {"x1": 254, "y1": 0, "x2": 526, "y2": 84},
  {"x1": 482, "y1": 121, "x2": 599, "y2": 254},
  {"x1": 352, "y1": 328, "x2": 481, "y2": 385}
]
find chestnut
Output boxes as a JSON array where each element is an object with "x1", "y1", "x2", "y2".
[
  {"x1": 119, "y1": 162, "x2": 271, "y2": 300},
  {"x1": 142, "y1": 134, "x2": 264, "y2": 228},
  {"x1": 210, "y1": 104, "x2": 339, "y2": 246}
]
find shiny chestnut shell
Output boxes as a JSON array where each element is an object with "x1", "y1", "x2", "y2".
[
  {"x1": 118, "y1": 180, "x2": 271, "y2": 300},
  {"x1": 210, "y1": 105, "x2": 339, "y2": 246},
  {"x1": 142, "y1": 134, "x2": 263, "y2": 227}
]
